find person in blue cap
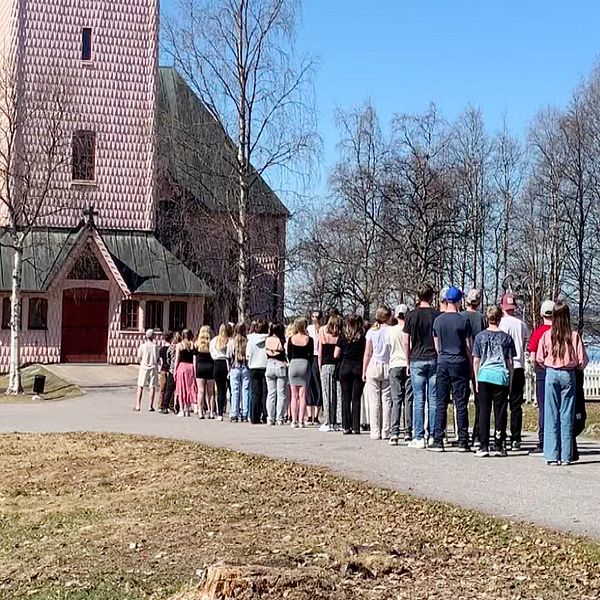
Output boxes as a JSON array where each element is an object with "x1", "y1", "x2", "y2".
[{"x1": 428, "y1": 286, "x2": 473, "y2": 452}]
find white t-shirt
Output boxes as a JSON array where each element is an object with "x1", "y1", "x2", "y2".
[
  {"x1": 307, "y1": 323, "x2": 320, "y2": 356},
  {"x1": 388, "y1": 324, "x2": 407, "y2": 369},
  {"x1": 499, "y1": 314, "x2": 528, "y2": 369},
  {"x1": 366, "y1": 324, "x2": 391, "y2": 364},
  {"x1": 138, "y1": 341, "x2": 159, "y2": 370}
]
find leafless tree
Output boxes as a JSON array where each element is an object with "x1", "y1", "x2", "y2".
[
  {"x1": 163, "y1": 0, "x2": 317, "y2": 322},
  {"x1": 0, "y1": 56, "x2": 71, "y2": 393}
]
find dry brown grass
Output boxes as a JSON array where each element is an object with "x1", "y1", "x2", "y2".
[{"x1": 0, "y1": 433, "x2": 598, "y2": 600}]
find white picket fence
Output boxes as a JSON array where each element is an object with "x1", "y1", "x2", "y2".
[{"x1": 524, "y1": 361, "x2": 600, "y2": 403}]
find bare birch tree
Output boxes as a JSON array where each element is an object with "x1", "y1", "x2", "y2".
[
  {"x1": 163, "y1": 0, "x2": 316, "y2": 322},
  {"x1": 0, "y1": 56, "x2": 70, "y2": 393}
]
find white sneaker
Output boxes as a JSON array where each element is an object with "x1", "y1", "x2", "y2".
[
  {"x1": 408, "y1": 438, "x2": 426, "y2": 449},
  {"x1": 319, "y1": 424, "x2": 330, "y2": 432},
  {"x1": 299, "y1": 422, "x2": 306, "y2": 428},
  {"x1": 475, "y1": 448, "x2": 489, "y2": 458},
  {"x1": 217, "y1": 415, "x2": 223, "y2": 422},
  {"x1": 290, "y1": 422, "x2": 298, "y2": 429},
  {"x1": 178, "y1": 411, "x2": 185, "y2": 417}
]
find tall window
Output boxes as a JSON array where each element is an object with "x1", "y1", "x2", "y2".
[
  {"x1": 72, "y1": 130, "x2": 96, "y2": 181},
  {"x1": 28, "y1": 298, "x2": 48, "y2": 330},
  {"x1": 145, "y1": 301, "x2": 164, "y2": 331},
  {"x1": 169, "y1": 301, "x2": 187, "y2": 332},
  {"x1": 120, "y1": 300, "x2": 140, "y2": 331},
  {"x1": 1, "y1": 297, "x2": 21, "y2": 330},
  {"x1": 1, "y1": 297, "x2": 10, "y2": 329},
  {"x1": 81, "y1": 28, "x2": 92, "y2": 61}
]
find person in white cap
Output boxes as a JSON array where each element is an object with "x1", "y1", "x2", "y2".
[
  {"x1": 135, "y1": 328, "x2": 160, "y2": 412},
  {"x1": 388, "y1": 303, "x2": 413, "y2": 445},
  {"x1": 528, "y1": 300, "x2": 555, "y2": 453},
  {"x1": 499, "y1": 293, "x2": 529, "y2": 451},
  {"x1": 463, "y1": 289, "x2": 487, "y2": 447}
]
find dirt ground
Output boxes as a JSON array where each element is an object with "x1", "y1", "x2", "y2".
[{"x1": 0, "y1": 433, "x2": 598, "y2": 600}]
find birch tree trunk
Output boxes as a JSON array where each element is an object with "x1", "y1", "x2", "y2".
[{"x1": 7, "y1": 234, "x2": 24, "y2": 394}]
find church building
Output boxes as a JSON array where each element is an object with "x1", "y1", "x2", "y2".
[{"x1": 0, "y1": 0, "x2": 286, "y2": 370}]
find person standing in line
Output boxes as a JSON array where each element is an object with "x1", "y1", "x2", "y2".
[
  {"x1": 388, "y1": 304, "x2": 413, "y2": 445},
  {"x1": 174, "y1": 329, "x2": 198, "y2": 417},
  {"x1": 247, "y1": 319, "x2": 269, "y2": 424},
  {"x1": 527, "y1": 301, "x2": 554, "y2": 453},
  {"x1": 499, "y1": 293, "x2": 529, "y2": 451},
  {"x1": 429, "y1": 287, "x2": 473, "y2": 453},
  {"x1": 210, "y1": 324, "x2": 232, "y2": 421},
  {"x1": 307, "y1": 310, "x2": 323, "y2": 425},
  {"x1": 472, "y1": 305, "x2": 516, "y2": 458},
  {"x1": 463, "y1": 289, "x2": 488, "y2": 447},
  {"x1": 287, "y1": 317, "x2": 314, "y2": 428},
  {"x1": 363, "y1": 306, "x2": 392, "y2": 440},
  {"x1": 135, "y1": 328, "x2": 161, "y2": 412},
  {"x1": 228, "y1": 324, "x2": 250, "y2": 423},
  {"x1": 536, "y1": 302, "x2": 588, "y2": 466},
  {"x1": 335, "y1": 314, "x2": 366, "y2": 435},
  {"x1": 265, "y1": 322, "x2": 288, "y2": 425},
  {"x1": 195, "y1": 326, "x2": 215, "y2": 419},
  {"x1": 158, "y1": 332, "x2": 176, "y2": 415},
  {"x1": 403, "y1": 284, "x2": 440, "y2": 448},
  {"x1": 318, "y1": 313, "x2": 343, "y2": 432}
]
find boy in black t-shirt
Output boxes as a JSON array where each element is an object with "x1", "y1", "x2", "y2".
[{"x1": 403, "y1": 283, "x2": 440, "y2": 448}]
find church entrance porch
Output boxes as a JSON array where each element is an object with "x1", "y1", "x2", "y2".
[{"x1": 60, "y1": 288, "x2": 109, "y2": 363}]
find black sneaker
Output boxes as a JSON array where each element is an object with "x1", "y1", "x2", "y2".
[
  {"x1": 530, "y1": 446, "x2": 543, "y2": 454},
  {"x1": 159, "y1": 409, "x2": 169, "y2": 415},
  {"x1": 230, "y1": 416, "x2": 239, "y2": 423},
  {"x1": 493, "y1": 447, "x2": 508, "y2": 457},
  {"x1": 458, "y1": 444, "x2": 472, "y2": 453},
  {"x1": 343, "y1": 429, "x2": 352, "y2": 435},
  {"x1": 427, "y1": 440, "x2": 445, "y2": 452},
  {"x1": 510, "y1": 441, "x2": 522, "y2": 451}
]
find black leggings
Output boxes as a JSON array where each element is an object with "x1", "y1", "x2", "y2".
[
  {"x1": 250, "y1": 368, "x2": 267, "y2": 423},
  {"x1": 339, "y1": 361, "x2": 364, "y2": 433},
  {"x1": 478, "y1": 381, "x2": 509, "y2": 450},
  {"x1": 214, "y1": 360, "x2": 229, "y2": 416}
]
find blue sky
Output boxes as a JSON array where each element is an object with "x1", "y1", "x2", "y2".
[{"x1": 163, "y1": 0, "x2": 600, "y2": 199}]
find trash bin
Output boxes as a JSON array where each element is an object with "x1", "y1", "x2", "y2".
[{"x1": 33, "y1": 375, "x2": 46, "y2": 395}]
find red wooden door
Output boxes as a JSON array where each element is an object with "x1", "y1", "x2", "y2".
[{"x1": 61, "y1": 288, "x2": 109, "y2": 362}]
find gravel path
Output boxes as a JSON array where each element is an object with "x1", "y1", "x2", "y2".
[{"x1": 1, "y1": 388, "x2": 599, "y2": 539}]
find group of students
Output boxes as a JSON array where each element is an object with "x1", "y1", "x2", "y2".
[{"x1": 135, "y1": 283, "x2": 588, "y2": 466}]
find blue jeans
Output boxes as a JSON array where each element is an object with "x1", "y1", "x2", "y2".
[
  {"x1": 544, "y1": 368, "x2": 576, "y2": 463},
  {"x1": 230, "y1": 366, "x2": 250, "y2": 418},
  {"x1": 410, "y1": 360, "x2": 437, "y2": 441}
]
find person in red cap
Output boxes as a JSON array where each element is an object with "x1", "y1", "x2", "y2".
[{"x1": 499, "y1": 293, "x2": 529, "y2": 451}]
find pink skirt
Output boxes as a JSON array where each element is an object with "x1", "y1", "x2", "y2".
[{"x1": 175, "y1": 363, "x2": 198, "y2": 409}]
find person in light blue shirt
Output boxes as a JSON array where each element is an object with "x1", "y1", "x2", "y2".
[{"x1": 472, "y1": 305, "x2": 516, "y2": 458}]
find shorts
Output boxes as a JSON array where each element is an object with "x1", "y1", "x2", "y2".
[{"x1": 138, "y1": 367, "x2": 158, "y2": 388}]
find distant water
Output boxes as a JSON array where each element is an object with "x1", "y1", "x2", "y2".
[{"x1": 587, "y1": 345, "x2": 600, "y2": 362}]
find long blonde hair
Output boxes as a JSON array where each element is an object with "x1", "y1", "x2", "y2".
[
  {"x1": 195, "y1": 325, "x2": 212, "y2": 352},
  {"x1": 232, "y1": 324, "x2": 248, "y2": 364},
  {"x1": 216, "y1": 323, "x2": 233, "y2": 351}
]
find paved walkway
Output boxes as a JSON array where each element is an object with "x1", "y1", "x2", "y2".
[
  {"x1": 45, "y1": 364, "x2": 138, "y2": 388},
  {"x1": 1, "y1": 389, "x2": 599, "y2": 540}
]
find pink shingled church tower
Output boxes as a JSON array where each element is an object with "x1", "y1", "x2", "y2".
[{"x1": 0, "y1": 0, "x2": 214, "y2": 368}]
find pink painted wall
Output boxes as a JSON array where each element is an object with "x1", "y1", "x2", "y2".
[
  {"x1": 4, "y1": 0, "x2": 158, "y2": 231},
  {"x1": 0, "y1": 286, "x2": 205, "y2": 372}
]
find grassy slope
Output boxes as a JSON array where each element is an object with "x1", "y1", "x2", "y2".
[
  {"x1": 0, "y1": 365, "x2": 82, "y2": 403},
  {"x1": 0, "y1": 433, "x2": 598, "y2": 600}
]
